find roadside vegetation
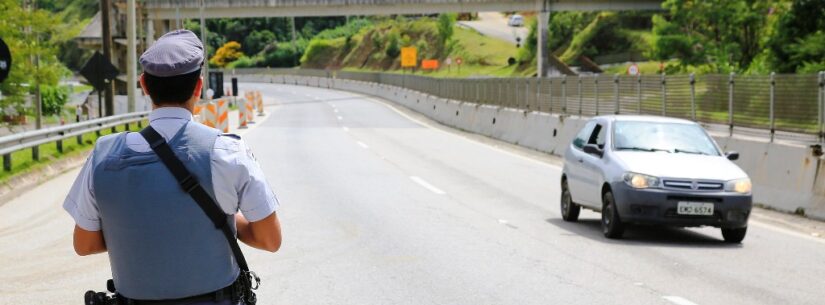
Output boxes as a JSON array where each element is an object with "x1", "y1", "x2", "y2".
[{"x1": 0, "y1": 120, "x2": 147, "y2": 183}]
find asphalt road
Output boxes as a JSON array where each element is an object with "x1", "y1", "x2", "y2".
[{"x1": 1, "y1": 83, "x2": 824, "y2": 305}]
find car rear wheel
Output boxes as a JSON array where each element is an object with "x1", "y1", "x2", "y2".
[
  {"x1": 721, "y1": 227, "x2": 747, "y2": 243},
  {"x1": 602, "y1": 191, "x2": 625, "y2": 239},
  {"x1": 561, "y1": 180, "x2": 580, "y2": 222}
]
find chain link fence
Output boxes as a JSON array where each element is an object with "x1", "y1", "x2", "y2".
[{"x1": 238, "y1": 69, "x2": 825, "y2": 143}]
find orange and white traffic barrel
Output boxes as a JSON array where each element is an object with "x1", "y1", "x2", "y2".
[{"x1": 216, "y1": 98, "x2": 229, "y2": 133}]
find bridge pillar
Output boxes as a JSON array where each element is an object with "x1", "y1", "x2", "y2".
[
  {"x1": 146, "y1": 18, "x2": 156, "y2": 47},
  {"x1": 536, "y1": 2, "x2": 550, "y2": 77}
]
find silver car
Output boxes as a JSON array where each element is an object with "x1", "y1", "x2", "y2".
[{"x1": 561, "y1": 115, "x2": 753, "y2": 243}]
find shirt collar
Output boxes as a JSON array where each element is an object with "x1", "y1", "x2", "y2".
[{"x1": 149, "y1": 107, "x2": 193, "y2": 122}]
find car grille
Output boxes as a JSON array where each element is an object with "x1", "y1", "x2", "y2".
[{"x1": 662, "y1": 179, "x2": 723, "y2": 191}]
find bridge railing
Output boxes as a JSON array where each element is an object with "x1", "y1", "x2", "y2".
[
  {"x1": 145, "y1": 0, "x2": 523, "y2": 8},
  {"x1": 0, "y1": 112, "x2": 149, "y2": 172},
  {"x1": 236, "y1": 68, "x2": 825, "y2": 143}
]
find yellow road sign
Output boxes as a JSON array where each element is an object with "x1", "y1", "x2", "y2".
[{"x1": 401, "y1": 47, "x2": 417, "y2": 68}]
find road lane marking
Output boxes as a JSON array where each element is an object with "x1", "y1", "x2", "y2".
[
  {"x1": 357, "y1": 141, "x2": 369, "y2": 149},
  {"x1": 410, "y1": 176, "x2": 445, "y2": 195},
  {"x1": 334, "y1": 109, "x2": 339, "y2": 113},
  {"x1": 663, "y1": 296, "x2": 699, "y2": 305},
  {"x1": 337, "y1": 116, "x2": 343, "y2": 120},
  {"x1": 342, "y1": 126, "x2": 350, "y2": 132}
]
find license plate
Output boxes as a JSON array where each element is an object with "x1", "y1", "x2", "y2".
[{"x1": 677, "y1": 201, "x2": 714, "y2": 215}]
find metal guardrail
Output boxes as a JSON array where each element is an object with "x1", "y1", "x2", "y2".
[
  {"x1": 0, "y1": 112, "x2": 150, "y2": 171},
  {"x1": 236, "y1": 69, "x2": 825, "y2": 143}
]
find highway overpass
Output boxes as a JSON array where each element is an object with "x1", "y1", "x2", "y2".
[
  {"x1": 140, "y1": 0, "x2": 662, "y2": 78},
  {"x1": 144, "y1": 0, "x2": 663, "y2": 19}
]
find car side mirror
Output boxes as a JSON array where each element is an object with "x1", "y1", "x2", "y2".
[
  {"x1": 583, "y1": 144, "x2": 604, "y2": 158},
  {"x1": 726, "y1": 151, "x2": 739, "y2": 161}
]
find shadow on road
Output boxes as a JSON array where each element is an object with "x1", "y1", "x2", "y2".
[{"x1": 546, "y1": 217, "x2": 742, "y2": 249}]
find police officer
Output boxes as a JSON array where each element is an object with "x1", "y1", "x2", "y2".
[{"x1": 63, "y1": 30, "x2": 281, "y2": 304}]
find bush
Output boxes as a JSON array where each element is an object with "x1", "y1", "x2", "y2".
[
  {"x1": 226, "y1": 56, "x2": 259, "y2": 69},
  {"x1": 385, "y1": 32, "x2": 401, "y2": 59},
  {"x1": 41, "y1": 86, "x2": 69, "y2": 116},
  {"x1": 209, "y1": 41, "x2": 245, "y2": 68},
  {"x1": 301, "y1": 39, "x2": 341, "y2": 65}
]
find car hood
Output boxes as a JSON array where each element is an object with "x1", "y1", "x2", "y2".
[{"x1": 612, "y1": 151, "x2": 748, "y2": 181}]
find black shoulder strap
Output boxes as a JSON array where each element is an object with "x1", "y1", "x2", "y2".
[{"x1": 139, "y1": 126, "x2": 250, "y2": 272}]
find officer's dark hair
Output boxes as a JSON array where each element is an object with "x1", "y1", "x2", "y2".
[{"x1": 143, "y1": 69, "x2": 202, "y2": 105}]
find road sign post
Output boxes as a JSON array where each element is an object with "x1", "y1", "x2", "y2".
[{"x1": 80, "y1": 52, "x2": 119, "y2": 118}]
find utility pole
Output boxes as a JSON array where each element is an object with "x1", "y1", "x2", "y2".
[
  {"x1": 291, "y1": 17, "x2": 297, "y2": 67},
  {"x1": 127, "y1": 0, "x2": 137, "y2": 113},
  {"x1": 101, "y1": 0, "x2": 114, "y2": 116},
  {"x1": 200, "y1": 0, "x2": 209, "y2": 101},
  {"x1": 26, "y1": 0, "x2": 42, "y2": 129}
]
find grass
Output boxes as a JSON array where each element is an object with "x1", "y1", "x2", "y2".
[{"x1": 0, "y1": 120, "x2": 148, "y2": 183}]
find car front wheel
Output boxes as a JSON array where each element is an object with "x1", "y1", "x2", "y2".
[
  {"x1": 602, "y1": 191, "x2": 625, "y2": 239},
  {"x1": 721, "y1": 227, "x2": 747, "y2": 243},
  {"x1": 561, "y1": 180, "x2": 580, "y2": 222}
]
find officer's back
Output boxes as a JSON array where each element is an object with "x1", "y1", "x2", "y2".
[{"x1": 64, "y1": 30, "x2": 282, "y2": 305}]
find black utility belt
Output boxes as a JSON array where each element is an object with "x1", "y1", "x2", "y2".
[{"x1": 120, "y1": 277, "x2": 242, "y2": 305}]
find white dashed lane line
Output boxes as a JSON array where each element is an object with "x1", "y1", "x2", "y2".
[
  {"x1": 357, "y1": 141, "x2": 369, "y2": 149},
  {"x1": 342, "y1": 126, "x2": 350, "y2": 132},
  {"x1": 663, "y1": 296, "x2": 700, "y2": 305},
  {"x1": 337, "y1": 116, "x2": 343, "y2": 120},
  {"x1": 409, "y1": 176, "x2": 446, "y2": 195}
]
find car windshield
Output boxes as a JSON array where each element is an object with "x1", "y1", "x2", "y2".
[{"x1": 612, "y1": 121, "x2": 720, "y2": 156}]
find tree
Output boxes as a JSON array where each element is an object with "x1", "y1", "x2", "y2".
[
  {"x1": 765, "y1": 0, "x2": 825, "y2": 73},
  {"x1": 243, "y1": 30, "x2": 276, "y2": 55},
  {"x1": 437, "y1": 13, "x2": 456, "y2": 45},
  {"x1": 0, "y1": 0, "x2": 77, "y2": 120},
  {"x1": 650, "y1": 0, "x2": 772, "y2": 73},
  {"x1": 209, "y1": 41, "x2": 245, "y2": 68}
]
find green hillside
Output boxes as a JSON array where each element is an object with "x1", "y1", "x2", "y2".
[{"x1": 297, "y1": 16, "x2": 534, "y2": 77}]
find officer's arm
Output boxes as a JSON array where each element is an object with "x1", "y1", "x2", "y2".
[
  {"x1": 73, "y1": 225, "x2": 107, "y2": 256},
  {"x1": 235, "y1": 212, "x2": 281, "y2": 252}
]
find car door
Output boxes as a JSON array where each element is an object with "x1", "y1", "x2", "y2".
[
  {"x1": 565, "y1": 121, "x2": 596, "y2": 206},
  {"x1": 579, "y1": 121, "x2": 608, "y2": 206}
]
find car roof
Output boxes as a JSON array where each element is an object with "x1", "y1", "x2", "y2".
[{"x1": 591, "y1": 115, "x2": 697, "y2": 125}]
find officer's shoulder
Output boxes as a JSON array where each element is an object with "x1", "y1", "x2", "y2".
[
  {"x1": 214, "y1": 133, "x2": 244, "y2": 151},
  {"x1": 95, "y1": 133, "x2": 122, "y2": 148},
  {"x1": 219, "y1": 133, "x2": 242, "y2": 140}
]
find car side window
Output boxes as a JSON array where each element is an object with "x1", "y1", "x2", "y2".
[{"x1": 573, "y1": 122, "x2": 596, "y2": 149}]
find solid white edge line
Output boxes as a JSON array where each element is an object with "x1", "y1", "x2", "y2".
[
  {"x1": 357, "y1": 141, "x2": 369, "y2": 149},
  {"x1": 410, "y1": 176, "x2": 446, "y2": 195},
  {"x1": 663, "y1": 296, "x2": 700, "y2": 305}
]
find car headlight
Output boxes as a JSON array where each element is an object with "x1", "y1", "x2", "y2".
[
  {"x1": 623, "y1": 172, "x2": 659, "y2": 189},
  {"x1": 726, "y1": 178, "x2": 752, "y2": 194}
]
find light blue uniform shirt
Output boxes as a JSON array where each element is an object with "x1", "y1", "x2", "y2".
[{"x1": 63, "y1": 107, "x2": 279, "y2": 231}]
